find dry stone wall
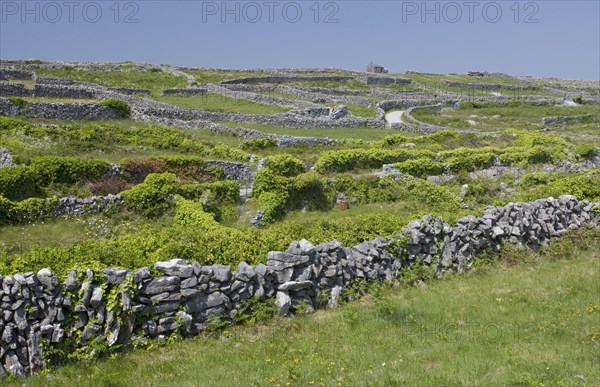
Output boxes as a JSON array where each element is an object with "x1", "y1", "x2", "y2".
[
  {"x1": 220, "y1": 75, "x2": 355, "y2": 85},
  {"x1": 161, "y1": 88, "x2": 206, "y2": 96},
  {"x1": 205, "y1": 84, "x2": 319, "y2": 110},
  {"x1": 0, "y1": 195, "x2": 598, "y2": 377},
  {"x1": 0, "y1": 69, "x2": 34, "y2": 80},
  {"x1": 442, "y1": 80, "x2": 526, "y2": 91},
  {"x1": 53, "y1": 195, "x2": 124, "y2": 217},
  {"x1": 223, "y1": 84, "x2": 374, "y2": 107},
  {"x1": 0, "y1": 98, "x2": 119, "y2": 121},
  {"x1": 364, "y1": 76, "x2": 411, "y2": 86},
  {"x1": 0, "y1": 83, "x2": 31, "y2": 97}
]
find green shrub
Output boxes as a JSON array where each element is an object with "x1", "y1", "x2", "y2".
[
  {"x1": 519, "y1": 173, "x2": 562, "y2": 188},
  {"x1": 393, "y1": 159, "x2": 446, "y2": 178},
  {"x1": 419, "y1": 130, "x2": 459, "y2": 144},
  {"x1": 0, "y1": 116, "x2": 30, "y2": 132},
  {"x1": 289, "y1": 172, "x2": 332, "y2": 211},
  {"x1": 177, "y1": 180, "x2": 239, "y2": 221},
  {"x1": 382, "y1": 134, "x2": 411, "y2": 147},
  {"x1": 122, "y1": 156, "x2": 220, "y2": 184},
  {"x1": 330, "y1": 174, "x2": 372, "y2": 204},
  {"x1": 29, "y1": 157, "x2": 111, "y2": 185},
  {"x1": 101, "y1": 99, "x2": 131, "y2": 118},
  {"x1": 516, "y1": 173, "x2": 600, "y2": 202},
  {"x1": 207, "y1": 143, "x2": 249, "y2": 162},
  {"x1": 0, "y1": 166, "x2": 43, "y2": 200},
  {"x1": 241, "y1": 138, "x2": 278, "y2": 151},
  {"x1": 173, "y1": 199, "x2": 221, "y2": 231},
  {"x1": 574, "y1": 95, "x2": 583, "y2": 104},
  {"x1": 367, "y1": 177, "x2": 409, "y2": 203},
  {"x1": 122, "y1": 158, "x2": 168, "y2": 183},
  {"x1": 264, "y1": 154, "x2": 305, "y2": 177},
  {"x1": 121, "y1": 173, "x2": 179, "y2": 217},
  {"x1": 315, "y1": 148, "x2": 435, "y2": 174},
  {"x1": 0, "y1": 195, "x2": 14, "y2": 225},
  {"x1": 442, "y1": 148, "x2": 496, "y2": 173},
  {"x1": 408, "y1": 179, "x2": 461, "y2": 211},
  {"x1": 7, "y1": 97, "x2": 27, "y2": 111},
  {"x1": 178, "y1": 180, "x2": 239, "y2": 204},
  {"x1": 257, "y1": 191, "x2": 289, "y2": 223},
  {"x1": 574, "y1": 144, "x2": 598, "y2": 160},
  {"x1": 497, "y1": 146, "x2": 565, "y2": 166},
  {"x1": 507, "y1": 129, "x2": 566, "y2": 148},
  {"x1": 253, "y1": 168, "x2": 290, "y2": 198},
  {"x1": 9, "y1": 197, "x2": 59, "y2": 223}
]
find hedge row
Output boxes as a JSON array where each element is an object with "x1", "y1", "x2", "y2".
[
  {"x1": 0, "y1": 117, "x2": 249, "y2": 162},
  {"x1": 121, "y1": 155, "x2": 224, "y2": 183},
  {"x1": 2, "y1": 171, "x2": 599, "y2": 277},
  {"x1": 121, "y1": 173, "x2": 240, "y2": 219},
  {"x1": 0, "y1": 157, "x2": 111, "y2": 200},
  {"x1": 0, "y1": 195, "x2": 61, "y2": 225},
  {"x1": 253, "y1": 162, "x2": 462, "y2": 223},
  {"x1": 317, "y1": 143, "x2": 568, "y2": 176}
]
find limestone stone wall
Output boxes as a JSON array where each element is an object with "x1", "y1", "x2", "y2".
[
  {"x1": 0, "y1": 83, "x2": 31, "y2": 97},
  {"x1": 0, "y1": 195, "x2": 597, "y2": 377},
  {"x1": 161, "y1": 89, "x2": 206, "y2": 96},
  {"x1": 220, "y1": 75, "x2": 355, "y2": 85},
  {"x1": 0, "y1": 98, "x2": 119, "y2": 121}
]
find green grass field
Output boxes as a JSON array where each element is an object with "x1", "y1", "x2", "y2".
[
  {"x1": 155, "y1": 93, "x2": 290, "y2": 115},
  {"x1": 34, "y1": 68, "x2": 187, "y2": 96},
  {"x1": 411, "y1": 103, "x2": 600, "y2": 137},
  {"x1": 10, "y1": 228, "x2": 599, "y2": 387},
  {"x1": 182, "y1": 69, "x2": 272, "y2": 85},
  {"x1": 219, "y1": 122, "x2": 399, "y2": 141},
  {"x1": 397, "y1": 73, "x2": 558, "y2": 97}
]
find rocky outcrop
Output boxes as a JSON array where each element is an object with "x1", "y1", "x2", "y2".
[{"x1": 0, "y1": 147, "x2": 14, "y2": 168}]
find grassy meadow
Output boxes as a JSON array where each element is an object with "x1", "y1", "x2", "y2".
[{"x1": 7, "y1": 227, "x2": 599, "y2": 387}]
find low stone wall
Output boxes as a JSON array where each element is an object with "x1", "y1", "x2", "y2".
[
  {"x1": 53, "y1": 195, "x2": 124, "y2": 217},
  {"x1": 0, "y1": 98, "x2": 119, "y2": 121},
  {"x1": 107, "y1": 87, "x2": 151, "y2": 96},
  {"x1": 0, "y1": 195, "x2": 597, "y2": 377},
  {"x1": 442, "y1": 80, "x2": 527, "y2": 91},
  {"x1": 2, "y1": 74, "x2": 381, "y2": 129},
  {"x1": 205, "y1": 160, "x2": 255, "y2": 183},
  {"x1": 541, "y1": 115, "x2": 600, "y2": 126},
  {"x1": 32, "y1": 84, "x2": 97, "y2": 99},
  {"x1": 402, "y1": 104, "x2": 446, "y2": 134},
  {"x1": 221, "y1": 75, "x2": 355, "y2": 85},
  {"x1": 377, "y1": 99, "x2": 458, "y2": 112},
  {"x1": 161, "y1": 88, "x2": 206, "y2": 96},
  {"x1": 0, "y1": 69, "x2": 34, "y2": 80},
  {"x1": 0, "y1": 82, "x2": 31, "y2": 97},
  {"x1": 206, "y1": 84, "x2": 319, "y2": 110},
  {"x1": 133, "y1": 105, "x2": 382, "y2": 129},
  {"x1": 223, "y1": 84, "x2": 373, "y2": 107},
  {"x1": 364, "y1": 76, "x2": 411, "y2": 86},
  {"x1": 134, "y1": 113, "x2": 337, "y2": 148}
]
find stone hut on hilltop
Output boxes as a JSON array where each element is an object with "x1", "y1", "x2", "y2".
[{"x1": 367, "y1": 62, "x2": 388, "y2": 74}]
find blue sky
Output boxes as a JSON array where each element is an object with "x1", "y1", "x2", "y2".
[{"x1": 1, "y1": 0, "x2": 599, "y2": 79}]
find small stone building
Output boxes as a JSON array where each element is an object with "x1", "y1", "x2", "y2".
[{"x1": 366, "y1": 62, "x2": 388, "y2": 74}]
